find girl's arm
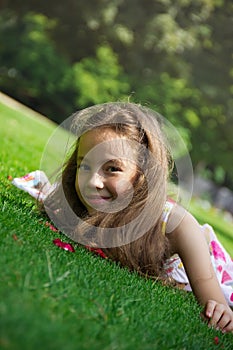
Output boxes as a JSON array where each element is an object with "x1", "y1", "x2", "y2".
[{"x1": 168, "y1": 206, "x2": 233, "y2": 333}]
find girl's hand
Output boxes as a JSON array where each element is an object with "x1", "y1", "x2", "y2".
[
  {"x1": 168, "y1": 209, "x2": 233, "y2": 334},
  {"x1": 203, "y1": 300, "x2": 233, "y2": 333}
]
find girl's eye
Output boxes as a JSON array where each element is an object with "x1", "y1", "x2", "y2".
[
  {"x1": 104, "y1": 160, "x2": 123, "y2": 173},
  {"x1": 78, "y1": 163, "x2": 90, "y2": 171},
  {"x1": 106, "y1": 166, "x2": 122, "y2": 173}
]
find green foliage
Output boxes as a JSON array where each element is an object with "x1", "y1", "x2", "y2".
[
  {"x1": 73, "y1": 45, "x2": 130, "y2": 107},
  {"x1": 1, "y1": 99, "x2": 233, "y2": 350},
  {"x1": 0, "y1": 10, "x2": 130, "y2": 121},
  {"x1": 0, "y1": 10, "x2": 76, "y2": 121},
  {"x1": 133, "y1": 73, "x2": 202, "y2": 150}
]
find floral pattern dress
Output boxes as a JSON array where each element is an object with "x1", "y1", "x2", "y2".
[{"x1": 162, "y1": 201, "x2": 233, "y2": 307}]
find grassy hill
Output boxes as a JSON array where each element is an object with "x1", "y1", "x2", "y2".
[{"x1": 0, "y1": 94, "x2": 232, "y2": 349}]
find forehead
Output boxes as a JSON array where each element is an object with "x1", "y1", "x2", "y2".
[
  {"x1": 79, "y1": 128, "x2": 120, "y2": 149},
  {"x1": 78, "y1": 128, "x2": 137, "y2": 162}
]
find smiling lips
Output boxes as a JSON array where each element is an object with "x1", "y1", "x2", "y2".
[{"x1": 85, "y1": 194, "x2": 113, "y2": 206}]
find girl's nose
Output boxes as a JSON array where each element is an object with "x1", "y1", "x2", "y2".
[{"x1": 88, "y1": 172, "x2": 104, "y2": 189}]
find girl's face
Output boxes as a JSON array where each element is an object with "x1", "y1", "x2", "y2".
[{"x1": 75, "y1": 128, "x2": 138, "y2": 214}]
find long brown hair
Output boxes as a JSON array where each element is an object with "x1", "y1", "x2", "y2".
[{"x1": 44, "y1": 102, "x2": 172, "y2": 278}]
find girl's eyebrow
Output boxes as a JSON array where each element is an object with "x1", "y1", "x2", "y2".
[
  {"x1": 106, "y1": 159, "x2": 124, "y2": 165},
  {"x1": 105, "y1": 159, "x2": 127, "y2": 168},
  {"x1": 77, "y1": 156, "x2": 127, "y2": 167}
]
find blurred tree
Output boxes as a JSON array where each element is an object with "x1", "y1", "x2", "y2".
[
  {"x1": 134, "y1": 72, "x2": 202, "y2": 149},
  {"x1": 183, "y1": 0, "x2": 233, "y2": 187},
  {"x1": 0, "y1": 10, "x2": 130, "y2": 122},
  {"x1": 0, "y1": 10, "x2": 76, "y2": 122},
  {"x1": 73, "y1": 45, "x2": 130, "y2": 107},
  {"x1": 1, "y1": 0, "x2": 218, "y2": 72}
]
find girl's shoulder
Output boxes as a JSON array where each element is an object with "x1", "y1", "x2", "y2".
[{"x1": 162, "y1": 199, "x2": 191, "y2": 236}]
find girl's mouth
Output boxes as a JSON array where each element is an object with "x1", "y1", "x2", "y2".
[{"x1": 85, "y1": 195, "x2": 112, "y2": 206}]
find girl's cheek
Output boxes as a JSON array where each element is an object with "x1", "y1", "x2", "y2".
[{"x1": 114, "y1": 178, "x2": 134, "y2": 196}]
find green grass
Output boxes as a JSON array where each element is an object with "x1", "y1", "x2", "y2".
[{"x1": 0, "y1": 97, "x2": 233, "y2": 350}]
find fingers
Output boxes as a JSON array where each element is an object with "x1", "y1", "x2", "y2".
[
  {"x1": 205, "y1": 299, "x2": 216, "y2": 319},
  {"x1": 204, "y1": 300, "x2": 233, "y2": 333},
  {"x1": 222, "y1": 318, "x2": 233, "y2": 333}
]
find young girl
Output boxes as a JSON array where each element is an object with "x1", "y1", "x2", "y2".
[{"x1": 14, "y1": 102, "x2": 233, "y2": 333}]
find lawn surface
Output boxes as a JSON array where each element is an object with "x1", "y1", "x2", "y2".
[{"x1": 0, "y1": 94, "x2": 233, "y2": 349}]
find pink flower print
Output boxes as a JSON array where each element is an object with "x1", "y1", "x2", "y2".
[
  {"x1": 221, "y1": 270, "x2": 232, "y2": 284},
  {"x1": 230, "y1": 293, "x2": 233, "y2": 303},
  {"x1": 217, "y1": 265, "x2": 223, "y2": 273},
  {"x1": 210, "y1": 241, "x2": 226, "y2": 262}
]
